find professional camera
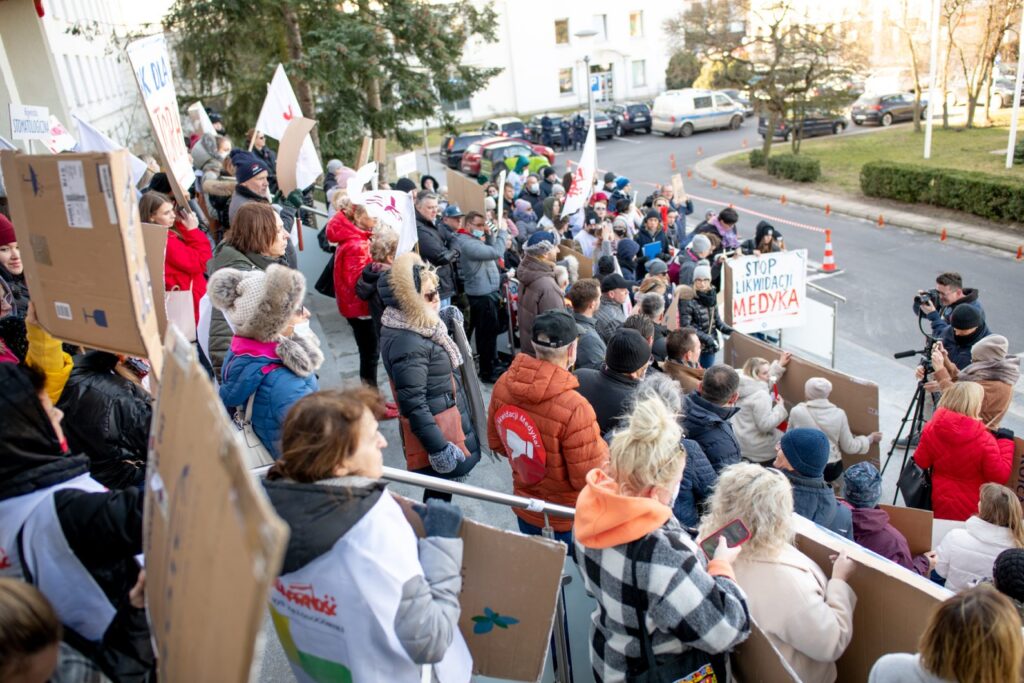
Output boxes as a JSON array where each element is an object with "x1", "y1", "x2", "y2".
[
  {"x1": 914, "y1": 288, "x2": 940, "y2": 309},
  {"x1": 894, "y1": 335, "x2": 939, "y2": 375}
]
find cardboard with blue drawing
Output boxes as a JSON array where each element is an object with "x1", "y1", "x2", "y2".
[
  {"x1": 397, "y1": 496, "x2": 568, "y2": 681},
  {"x1": 0, "y1": 149, "x2": 163, "y2": 374}
]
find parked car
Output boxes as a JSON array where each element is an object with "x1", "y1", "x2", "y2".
[
  {"x1": 988, "y1": 79, "x2": 1022, "y2": 109},
  {"x1": 851, "y1": 93, "x2": 927, "y2": 126},
  {"x1": 439, "y1": 130, "x2": 489, "y2": 169},
  {"x1": 604, "y1": 102, "x2": 652, "y2": 135},
  {"x1": 758, "y1": 112, "x2": 847, "y2": 141},
  {"x1": 719, "y1": 90, "x2": 755, "y2": 117},
  {"x1": 865, "y1": 68, "x2": 920, "y2": 95},
  {"x1": 524, "y1": 113, "x2": 565, "y2": 144},
  {"x1": 577, "y1": 110, "x2": 616, "y2": 140},
  {"x1": 459, "y1": 137, "x2": 555, "y2": 177},
  {"x1": 481, "y1": 117, "x2": 526, "y2": 138},
  {"x1": 652, "y1": 88, "x2": 745, "y2": 137}
]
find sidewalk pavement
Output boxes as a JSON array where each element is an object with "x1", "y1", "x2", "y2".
[{"x1": 694, "y1": 151, "x2": 1023, "y2": 254}]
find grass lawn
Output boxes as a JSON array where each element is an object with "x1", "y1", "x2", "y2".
[{"x1": 719, "y1": 111, "x2": 1024, "y2": 196}]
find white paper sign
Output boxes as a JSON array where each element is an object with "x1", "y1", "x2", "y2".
[
  {"x1": 45, "y1": 115, "x2": 78, "y2": 154},
  {"x1": 126, "y1": 35, "x2": 193, "y2": 202},
  {"x1": 728, "y1": 250, "x2": 808, "y2": 333},
  {"x1": 394, "y1": 151, "x2": 417, "y2": 178},
  {"x1": 9, "y1": 103, "x2": 50, "y2": 141}
]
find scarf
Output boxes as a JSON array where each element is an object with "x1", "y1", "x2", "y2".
[
  {"x1": 381, "y1": 306, "x2": 463, "y2": 369},
  {"x1": 958, "y1": 355, "x2": 1020, "y2": 386},
  {"x1": 696, "y1": 287, "x2": 718, "y2": 307},
  {"x1": 235, "y1": 184, "x2": 270, "y2": 203},
  {"x1": 711, "y1": 216, "x2": 740, "y2": 249}
]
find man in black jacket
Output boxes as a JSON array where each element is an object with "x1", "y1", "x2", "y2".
[
  {"x1": 568, "y1": 278, "x2": 606, "y2": 371},
  {"x1": 414, "y1": 190, "x2": 458, "y2": 306},
  {"x1": 913, "y1": 271, "x2": 985, "y2": 338},
  {"x1": 682, "y1": 364, "x2": 742, "y2": 473},
  {"x1": 575, "y1": 328, "x2": 651, "y2": 436}
]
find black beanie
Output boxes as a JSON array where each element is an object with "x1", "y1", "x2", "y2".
[
  {"x1": 993, "y1": 548, "x2": 1024, "y2": 603},
  {"x1": 950, "y1": 304, "x2": 984, "y2": 330},
  {"x1": 605, "y1": 329, "x2": 651, "y2": 374}
]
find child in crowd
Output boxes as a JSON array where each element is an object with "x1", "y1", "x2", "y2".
[
  {"x1": 733, "y1": 354, "x2": 790, "y2": 464},
  {"x1": 678, "y1": 261, "x2": 732, "y2": 368}
]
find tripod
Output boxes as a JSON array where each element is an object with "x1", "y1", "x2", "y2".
[{"x1": 880, "y1": 377, "x2": 932, "y2": 504}]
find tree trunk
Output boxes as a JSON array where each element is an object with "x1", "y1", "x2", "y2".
[
  {"x1": 761, "y1": 109, "x2": 779, "y2": 159},
  {"x1": 281, "y1": 2, "x2": 320, "y2": 149}
]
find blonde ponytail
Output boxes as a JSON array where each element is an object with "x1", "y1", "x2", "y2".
[
  {"x1": 609, "y1": 396, "x2": 683, "y2": 496},
  {"x1": 978, "y1": 484, "x2": 1024, "y2": 548}
]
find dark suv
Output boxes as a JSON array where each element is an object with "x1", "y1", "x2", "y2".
[
  {"x1": 524, "y1": 113, "x2": 565, "y2": 144},
  {"x1": 851, "y1": 93, "x2": 926, "y2": 127},
  {"x1": 604, "y1": 102, "x2": 652, "y2": 135},
  {"x1": 439, "y1": 130, "x2": 488, "y2": 169},
  {"x1": 758, "y1": 111, "x2": 847, "y2": 140}
]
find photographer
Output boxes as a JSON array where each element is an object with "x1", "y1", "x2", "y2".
[
  {"x1": 941, "y1": 305, "x2": 992, "y2": 370},
  {"x1": 921, "y1": 335, "x2": 1019, "y2": 429},
  {"x1": 913, "y1": 272, "x2": 983, "y2": 338}
]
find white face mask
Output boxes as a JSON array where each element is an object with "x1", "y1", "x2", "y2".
[{"x1": 292, "y1": 321, "x2": 312, "y2": 338}]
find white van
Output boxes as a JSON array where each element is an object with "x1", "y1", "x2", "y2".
[{"x1": 652, "y1": 89, "x2": 745, "y2": 137}]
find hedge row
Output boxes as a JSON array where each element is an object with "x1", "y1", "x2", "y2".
[
  {"x1": 860, "y1": 161, "x2": 1024, "y2": 223},
  {"x1": 749, "y1": 149, "x2": 765, "y2": 168},
  {"x1": 766, "y1": 153, "x2": 821, "y2": 182}
]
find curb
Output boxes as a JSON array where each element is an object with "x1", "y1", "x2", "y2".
[{"x1": 693, "y1": 151, "x2": 1023, "y2": 256}]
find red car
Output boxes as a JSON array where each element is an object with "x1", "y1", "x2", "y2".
[{"x1": 459, "y1": 137, "x2": 555, "y2": 177}]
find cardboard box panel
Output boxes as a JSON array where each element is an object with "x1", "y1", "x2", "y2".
[
  {"x1": 145, "y1": 329, "x2": 288, "y2": 682},
  {"x1": 446, "y1": 168, "x2": 486, "y2": 215},
  {"x1": 559, "y1": 243, "x2": 594, "y2": 281},
  {"x1": 1, "y1": 149, "x2": 163, "y2": 375},
  {"x1": 1007, "y1": 436, "x2": 1024, "y2": 504},
  {"x1": 792, "y1": 515, "x2": 950, "y2": 683},
  {"x1": 879, "y1": 504, "x2": 933, "y2": 556},
  {"x1": 141, "y1": 223, "x2": 168, "y2": 337},
  {"x1": 724, "y1": 332, "x2": 880, "y2": 468},
  {"x1": 276, "y1": 117, "x2": 317, "y2": 196},
  {"x1": 733, "y1": 620, "x2": 800, "y2": 682}
]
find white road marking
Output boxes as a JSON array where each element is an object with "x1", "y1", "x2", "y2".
[{"x1": 615, "y1": 137, "x2": 644, "y2": 145}]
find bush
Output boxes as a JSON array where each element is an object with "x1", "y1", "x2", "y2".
[
  {"x1": 749, "y1": 149, "x2": 765, "y2": 168},
  {"x1": 1015, "y1": 140, "x2": 1024, "y2": 165},
  {"x1": 860, "y1": 161, "x2": 1024, "y2": 223},
  {"x1": 766, "y1": 153, "x2": 821, "y2": 182}
]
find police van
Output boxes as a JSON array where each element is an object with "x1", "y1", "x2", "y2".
[{"x1": 652, "y1": 88, "x2": 745, "y2": 137}]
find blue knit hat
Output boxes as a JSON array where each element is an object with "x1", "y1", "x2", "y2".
[
  {"x1": 843, "y1": 461, "x2": 882, "y2": 508},
  {"x1": 230, "y1": 149, "x2": 269, "y2": 184},
  {"x1": 526, "y1": 231, "x2": 557, "y2": 247},
  {"x1": 780, "y1": 428, "x2": 830, "y2": 478},
  {"x1": 616, "y1": 239, "x2": 640, "y2": 260},
  {"x1": 615, "y1": 176, "x2": 630, "y2": 190}
]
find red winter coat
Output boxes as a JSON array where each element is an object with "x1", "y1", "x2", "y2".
[
  {"x1": 326, "y1": 212, "x2": 372, "y2": 319},
  {"x1": 914, "y1": 408, "x2": 1014, "y2": 521},
  {"x1": 164, "y1": 223, "x2": 213, "y2": 321}
]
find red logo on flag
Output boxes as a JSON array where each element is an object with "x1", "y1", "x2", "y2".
[
  {"x1": 494, "y1": 406, "x2": 547, "y2": 485},
  {"x1": 283, "y1": 105, "x2": 295, "y2": 121}
]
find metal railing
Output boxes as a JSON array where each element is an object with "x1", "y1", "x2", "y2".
[{"x1": 251, "y1": 464, "x2": 577, "y2": 682}]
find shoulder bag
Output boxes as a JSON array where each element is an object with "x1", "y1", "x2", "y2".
[
  {"x1": 233, "y1": 392, "x2": 274, "y2": 469},
  {"x1": 897, "y1": 459, "x2": 932, "y2": 510},
  {"x1": 393, "y1": 375, "x2": 469, "y2": 469}
]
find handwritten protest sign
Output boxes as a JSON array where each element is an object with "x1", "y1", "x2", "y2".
[
  {"x1": 727, "y1": 249, "x2": 807, "y2": 333},
  {"x1": 126, "y1": 35, "x2": 193, "y2": 207}
]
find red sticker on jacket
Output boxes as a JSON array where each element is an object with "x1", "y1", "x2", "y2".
[{"x1": 494, "y1": 406, "x2": 547, "y2": 485}]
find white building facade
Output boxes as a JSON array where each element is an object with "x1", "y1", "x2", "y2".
[
  {"x1": 448, "y1": 1, "x2": 679, "y2": 120},
  {"x1": 0, "y1": 0, "x2": 170, "y2": 152}
]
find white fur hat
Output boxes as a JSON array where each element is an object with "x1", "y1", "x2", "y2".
[{"x1": 207, "y1": 264, "x2": 305, "y2": 342}]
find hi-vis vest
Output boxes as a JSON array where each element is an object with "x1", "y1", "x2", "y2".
[
  {"x1": 0, "y1": 473, "x2": 115, "y2": 642},
  {"x1": 269, "y1": 492, "x2": 472, "y2": 683}
]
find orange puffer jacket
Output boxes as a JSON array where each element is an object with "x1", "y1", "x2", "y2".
[{"x1": 488, "y1": 353, "x2": 609, "y2": 531}]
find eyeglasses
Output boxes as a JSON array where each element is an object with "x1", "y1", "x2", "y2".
[{"x1": 423, "y1": 290, "x2": 439, "y2": 302}]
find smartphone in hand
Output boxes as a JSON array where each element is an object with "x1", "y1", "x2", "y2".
[{"x1": 699, "y1": 518, "x2": 751, "y2": 558}]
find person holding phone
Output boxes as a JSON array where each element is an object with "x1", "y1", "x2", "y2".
[
  {"x1": 700, "y1": 463, "x2": 857, "y2": 683},
  {"x1": 139, "y1": 190, "x2": 211, "y2": 323},
  {"x1": 574, "y1": 395, "x2": 751, "y2": 682}
]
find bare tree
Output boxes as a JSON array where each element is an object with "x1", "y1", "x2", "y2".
[
  {"x1": 940, "y1": 0, "x2": 969, "y2": 129},
  {"x1": 894, "y1": 0, "x2": 927, "y2": 132},
  {"x1": 957, "y1": 0, "x2": 1023, "y2": 127}
]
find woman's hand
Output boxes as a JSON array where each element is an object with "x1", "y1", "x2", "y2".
[
  {"x1": 712, "y1": 536, "x2": 742, "y2": 564},
  {"x1": 178, "y1": 208, "x2": 199, "y2": 231},
  {"x1": 779, "y1": 351, "x2": 792, "y2": 367},
  {"x1": 830, "y1": 548, "x2": 856, "y2": 582}
]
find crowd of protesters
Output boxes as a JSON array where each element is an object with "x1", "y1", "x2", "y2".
[{"x1": 1, "y1": 106, "x2": 1022, "y2": 683}]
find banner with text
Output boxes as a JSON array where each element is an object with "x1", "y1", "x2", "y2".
[
  {"x1": 126, "y1": 34, "x2": 193, "y2": 207},
  {"x1": 728, "y1": 250, "x2": 807, "y2": 333}
]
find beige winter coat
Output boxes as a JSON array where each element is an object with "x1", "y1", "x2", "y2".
[
  {"x1": 787, "y1": 398, "x2": 871, "y2": 465},
  {"x1": 733, "y1": 361, "x2": 787, "y2": 463},
  {"x1": 733, "y1": 544, "x2": 857, "y2": 683}
]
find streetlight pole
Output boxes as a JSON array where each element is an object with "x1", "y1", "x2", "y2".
[
  {"x1": 924, "y1": 0, "x2": 940, "y2": 159},
  {"x1": 1005, "y1": 11, "x2": 1024, "y2": 169},
  {"x1": 584, "y1": 55, "x2": 595, "y2": 125}
]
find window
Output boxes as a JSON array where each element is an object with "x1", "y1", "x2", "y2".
[
  {"x1": 559, "y1": 67, "x2": 574, "y2": 95},
  {"x1": 629, "y1": 11, "x2": 644, "y2": 37},
  {"x1": 554, "y1": 19, "x2": 569, "y2": 45},
  {"x1": 632, "y1": 60, "x2": 647, "y2": 88},
  {"x1": 593, "y1": 14, "x2": 607, "y2": 41},
  {"x1": 693, "y1": 95, "x2": 713, "y2": 109},
  {"x1": 714, "y1": 94, "x2": 731, "y2": 107},
  {"x1": 441, "y1": 97, "x2": 470, "y2": 113}
]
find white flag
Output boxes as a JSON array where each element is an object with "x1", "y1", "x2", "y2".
[
  {"x1": 348, "y1": 162, "x2": 418, "y2": 255},
  {"x1": 72, "y1": 115, "x2": 148, "y2": 188},
  {"x1": 45, "y1": 116, "x2": 77, "y2": 154},
  {"x1": 561, "y1": 123, "x2": 596, "y2": 218},
  {"x1": 255, "y1": 64, "x2": 322, "y2": 189}
]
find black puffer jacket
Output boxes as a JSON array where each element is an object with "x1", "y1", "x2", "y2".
[
  {"x1": 678, "y1": 288, "x2": 733, "y2": 354},
  {"x1": 377, "y1": 256, "x2": 480, "y2": 479},
  {"x1": 0, "y1": 364, "x2": 153, "y2": 681},
  {"x1": 415, "y1": 212, "x2": 457, "y2": 301},
  {"x1": 57, "y1": 352, "x2": 153, "y2": 489},
  {"x1": 682, "y1": 392, "x2": 741, "y2": 474},
  {"x1": 355, "y1": 262, "x2": 389, "y2": 340}
]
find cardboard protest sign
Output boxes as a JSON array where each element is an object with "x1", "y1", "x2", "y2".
[
  {"x1": 0, "y1": 149, "x2": 164, "y2": 376},
  {"x1": 733, "y1": 620, "x2": 800, "y2": 682},
  {"x1": 879, "y1": 504, "x2": 933, "y2": 556},
  {"x1": 559, "y1": 243, "x2": 594, "y2": 282},
  {"x1": 354, "y1": 136, "x2": 372, "y2": 168},
  {"x1": 396, "y1": 497, "x2": 567, "y2": 681},
  {"x1": 671, "y1": 172, "x2": 686, "y2": 201},
  {"x1": 445, "y1": 167, "x2": 486, "y2": 215},
  {"x1": 275, "y1": 116, "x2": 317, "y2": 196},
  {"x1": 726, "y1": 250, "x2": 807, "y2": 333},
  {"x1": 1007, "y1": 435, "x2": 1024, "y2": 504},
  {"x1": 126, "y1": 34, "x2": 193, "y2": 207},
  {"x1": 394, "y1": 151, "x2": 417, "y2": 178},
  {"x1": 254, "y1": 65, "x2": 322, "y2": 189},
  {"x1": 44, "y1": 116, "x2": 77, "y2": 153},
  {"x1": 791, "y1": 514, "x2": 951, "y2": 683},
  {"x1": 146, "y1": 329, "x2": 289, "y2": 682},
  {"x1": 724, "y1": 332, "x2": 880, "y2": 467},
  {"x1": 141, "y1": 223, "x2": 169, "y2": 336},
  {"x1": 186, "y1": 101, "x2": 216, "y2": 137},
  {"x1": 9, "y1": 103, "x2": 50, "y2": 141}
]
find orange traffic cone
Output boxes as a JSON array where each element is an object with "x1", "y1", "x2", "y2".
[
  {"x1": 780, "y1": 194, "x2": 787, "y2": 205},
  {"x1": 824, "y1": 203, "x2": 831, "y2": 216},
  {"x1": 822, "y1": 230, "x2": 837, "y2": 273},
  {"x1": 697, "y1": 146, "x2": 704, "y2": 156},
  {"x1": 1017, "y1": 246, "x2": 1023, "y2": 261},
  {"x1": 743, "y1": 186, "x2": 750, "y2": 196},
  {"x1": 687, "y1": 169, "x2": 693, "y2": 179},
  {"x1": 940, "y1": 228, "x2": 947, "y2": 242},
  {"x1": 877, "y1": 214, "x2": 885, "y2": 227},
  {"x1": 670, "y1": 153, "x2": 677, "y2": 171},
  {"x1": 711, "y1": 178, "x2": 718, "y2": 188}
]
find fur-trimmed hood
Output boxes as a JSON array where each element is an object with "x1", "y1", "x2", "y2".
[
  {"x1": 208, "y1": 264, "x2": 305, "y2": 342},
  {"x1": 378, "y1": 251, "x2": 438, "y2": 329}
]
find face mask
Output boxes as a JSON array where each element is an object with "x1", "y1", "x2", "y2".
[
  {"x1": 292, "y1": 321, "x2": 312, "y2": 338},
  {"x1": 472, "y1": 229, "x2": 485, "y2": 238}
]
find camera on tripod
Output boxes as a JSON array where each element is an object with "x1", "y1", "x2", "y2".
[{"x1": 893, "y1": 336, "x2": 939, "y2": 376}]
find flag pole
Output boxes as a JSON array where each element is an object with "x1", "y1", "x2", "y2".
[
  {"x1": 923, "y1": 0, "x2": 940, "y2": 159},
  {"x1": 1005, "y1": 10, "x2": 1024, "y2": 169},
  {"x1": 248, "y1": 128, "x2": 259, "y2": 152}
]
